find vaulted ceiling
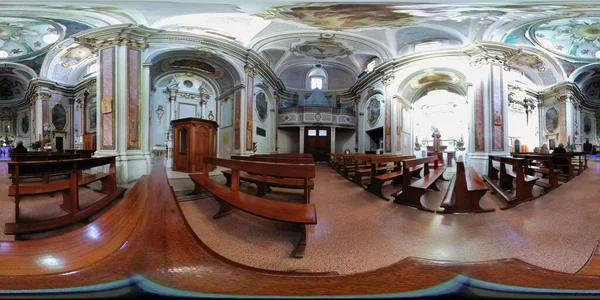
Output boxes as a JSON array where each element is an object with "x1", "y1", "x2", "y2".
[{"x1": 1, "y1": 1, "x2": 600, "y2": 102}]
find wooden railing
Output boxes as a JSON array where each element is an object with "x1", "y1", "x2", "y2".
[{"x1": 1, "y1": 160, "x2": 600, "y2": 297}]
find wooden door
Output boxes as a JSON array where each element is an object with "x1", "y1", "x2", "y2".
[
  {"x1": 173, "y1": 126, "x2": 189, "y2": 172},
  {"x1": 304, "y1": 127, "x2": 330, "y2": 162}
]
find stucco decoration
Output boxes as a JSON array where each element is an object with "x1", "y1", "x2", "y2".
[
  {"x1": 290, "y1": 37, "x2": 352, "y2": 59},
  {"x1": 0, "y1": 17, "x2": 64, "y2": 61},
  {"x1": 531, "y1": 18, "x2": 600, "y2": 62}
]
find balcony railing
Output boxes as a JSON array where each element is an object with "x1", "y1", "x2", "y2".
[{"x1": 278, "y1": 106, "x2": 356, "y2": 128}]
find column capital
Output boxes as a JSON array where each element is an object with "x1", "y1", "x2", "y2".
[
  {"x1": 381, "y1": 74, "x2": 395, "y2": 86},
  {"x1": 39, "y1": 92, "x2": 52, "y2": 101}
]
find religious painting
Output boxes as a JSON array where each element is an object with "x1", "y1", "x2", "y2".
[
  {"x1": 545, "y1": 107, "x2": 558, "y2": 133},
  {"x1": 255, "y1": 92, "x2": 268, "y2": 122},
  {"x1": 367, "y1": 98, "x2": 381, "y2": 127},
  {"x1": 21, "y1": 114, "x2": 29, "y2": 135},
  {"x1": 584, "y1": 114, "x2": 592, "y2": 135},
  {"x1": 88, "y1": 105, "x2": 97, "y2": 132},
  {"x1": 167, "y1": 59, "x2": 221, "y2": 77},
  {"x1": 52, "y1": 103, "x2": 67, "y2": 131},
  {"x1": 290, "y1": 38, "x2": 352, "y2": 59},
  {"x1": 259, "y1": 3, "x2": 417, "y2": 30},
  {"x1": 2, "y1": 121, "x2": 10, "y2": 134}
]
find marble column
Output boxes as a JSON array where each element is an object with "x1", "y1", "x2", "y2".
[
  {"x1": 330, "y1": 127, "x2": 336, "y2": 154},
  {"x1": 141, "y1": 63, "x2": 152, "y2": 170},
  {"x1": 165, "y1": 86, "x2": 178, "y2": 169},
  {"x1": 69, "y1": 98, "x2": 75, "y2": 149},
  {"x1": 35, "y1": 93, "x2": 49, "y2": 142},
  {"x1": 299, "y1": 126, "x2": 305, "y2": 154}
]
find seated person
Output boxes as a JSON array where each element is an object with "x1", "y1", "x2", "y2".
[
  {"x1": 583, "y1": 139, "x2": 593, "y2": 153},
  {"x1": 552, "y1": 143, "x2": 570, "y2": 174},
  {"x1": 537, "y1": 143, "x2": 550, "y2": 168},
  {"x1": 12, "y1": 141, "x2": 28, "y2": 154}
]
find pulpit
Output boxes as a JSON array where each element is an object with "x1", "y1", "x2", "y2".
[{"x1": 171, "y1": 118, "x2": 218, "y2": 173}]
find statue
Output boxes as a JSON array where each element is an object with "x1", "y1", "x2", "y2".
[
  {"x1": 167, "y1": 77, "x2": 180, "y2": 90},
  {"x1": 431, "y1": 128, "x2": 442, "y2": 152}
]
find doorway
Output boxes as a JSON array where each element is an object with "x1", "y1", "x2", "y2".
[{"x1": 304, "y1": 127, "x2": 330, "y2": 162}]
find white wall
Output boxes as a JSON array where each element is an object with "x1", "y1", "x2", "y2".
[
  {"x1": 278, "y1": 128, "x2": 299, "y2": 153},
  {"x1": 335, "y1": 130, "x2": 355, "y2": 153}
]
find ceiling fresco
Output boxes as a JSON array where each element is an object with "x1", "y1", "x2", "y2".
[
  {"x1": 0, "y1": 17, "x2": 63, "y2": 61},
  {"x1": 531, "y1": 18, "x2": 600, "y2": 61},
  {"x1": 256, "y1": 3, "x2": 600, "y2": 30},
  {"x1": 289, "y1": 35, "x2": 353, "y2": 59}
]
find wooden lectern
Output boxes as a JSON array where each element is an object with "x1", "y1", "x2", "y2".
[{"x1": 171, "y1": 118, "x2": 218, "y2": 173}]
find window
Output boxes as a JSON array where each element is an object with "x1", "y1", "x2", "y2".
[
  {"x1": 307, "y1": 68, "x2": 327, "y2": 90},
  {"x1": 308, "y1": 129, "x2": 317, "y2": 136},
  {"x1": 310, "y1": 77, "x2": 323, "y2": 90},
  {"x1": 319, "y1": 130, "x2": 327, "y2": 136}
]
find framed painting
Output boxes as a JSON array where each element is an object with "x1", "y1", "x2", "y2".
[
  {"x1": 52, "y1": 103, "x2": 67, "y2": 131},
  {"x1": 20, "y1": 114, "x2": 29, "y2": 136},
  {"x1": 584, "y1": 114, "x2": 592, "y2": 135},
  {"x1": 545, "y1": 107, "x2": 558, "y2": 133},
  {"x1": 367, "y1": 98, "x2": 381, "y2": 127},
  {"x1": 255, "y1": 92, "x2": 268, "y2": 122}
]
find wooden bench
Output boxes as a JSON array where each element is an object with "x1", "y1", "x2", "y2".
[
  {"x1": 190, "y1": 157, "x2": 317, "y2": 258},
  {"x1": 8, "y1": 152, "x2": 82, "y2": 184},
  {"x1": 60, "y1": 149, "x2": 96, "y2": 158},
  {"x1": 551, "y1": 153, "x2": 575, "y2": 182},
  {"x1": 5, "y1": 156, "x2": 126, "y2": 236},
  {"x1": 513, "y1": 153, "x2": 561, "y2": 193},
  {"x1": 364, "y1": 155, "x2": 417, "y2": 200},
  {"x1": 392, "y1": 156, "x2": 446, "y2": 211},
  {"x1": 229, "y1": 155, "x2": 315, "y2": 202},
  {"x1": 482, "y1": 155, "x2": 538, "y2": 209},
  {"x1": 440, "y1": 161, "x2": 492, "y2": 213}
]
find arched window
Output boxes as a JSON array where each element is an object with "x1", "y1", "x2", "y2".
[{"x1": 307, "y1": 68, "x2": 327, "y2": 90}]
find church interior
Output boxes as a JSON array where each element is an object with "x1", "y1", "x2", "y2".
[{"x1": 1, "y1": 0, "x2": 600, "y2": 298}]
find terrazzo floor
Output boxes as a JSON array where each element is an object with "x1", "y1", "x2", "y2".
[
  {"x1": 174, "y1": 161, "x2": 600, "y2": 275},
  {"x1": 1, "y1": 160, "x2": 599, "y2": 276}
]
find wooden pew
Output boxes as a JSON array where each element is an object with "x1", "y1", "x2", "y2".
[
  {"x1": 570, "y1": 152, "x2": 587, "y2": 174},
  {"x1": 3, "y1": 160, "x2": 600, "y2": 297},
  {"x1": 440, "y1": 161, "x2": 493, "y2": 213},
  {"x1": 482, "y1": 155, "x2": 538, "y2": 209},
  {"x1": 190, "y1": 157, "x2": 317, "y2": 258},
  {"x1": 61, "y1": 149, "x2": 96, "y2": 158},
  {"x1": 5, "y1": 156, "x2": 126, "y2": 236},
  {"x1": 225, "y1": 155, "x2": 315, "y2": 202},
  {"x1": 551, "y1": 153, "x2": 575, "y2": 182},
  {"x1": 393, "y1": 156, "x2": 446, "y2": 211},
  {"x1": 512, "y1": 153, "x2": 561, "y2": 193},
  {"x1": 8, "y1": 152, "x2": 82, "y2": 184},
  {"x1": 231, "y1": 155, "x2": 314, "y2": 164},
  {"x1": 364, "y1": 155, "x2": 417, "y2": 200}
]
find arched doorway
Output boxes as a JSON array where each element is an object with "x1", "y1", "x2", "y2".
[{"x1": 412, "y1": 89, "x2": 468, "y2": 165}]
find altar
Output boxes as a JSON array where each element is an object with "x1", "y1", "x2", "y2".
[{"x1": 0, "y1": 146, "x2": 14, "y2": 157}]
